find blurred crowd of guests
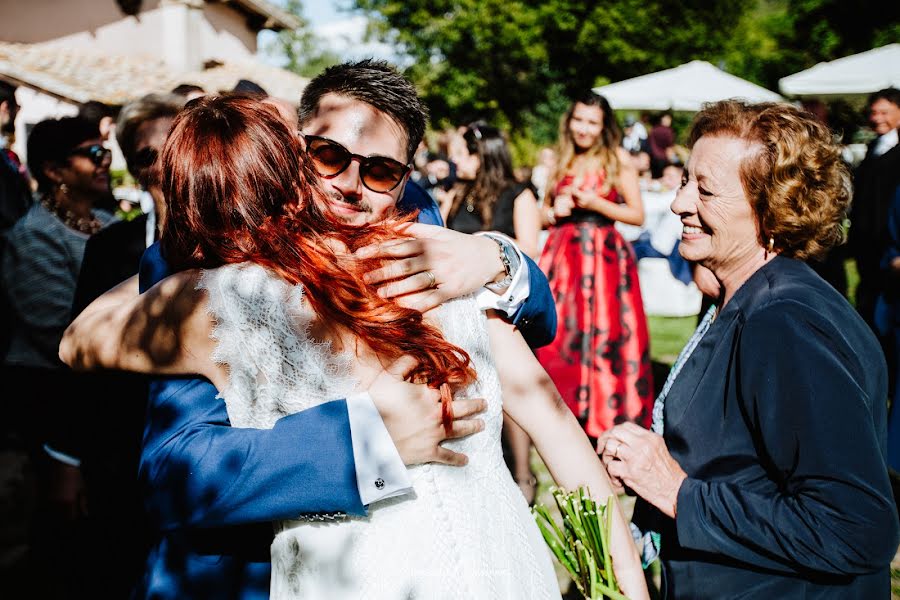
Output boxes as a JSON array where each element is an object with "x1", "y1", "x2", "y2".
[
  {"x1": 1, "y1": 68, "x2": 899, "y2": 596},
  {"x1": 0, "y1": 78, "x2": 296, "y2": 598}
]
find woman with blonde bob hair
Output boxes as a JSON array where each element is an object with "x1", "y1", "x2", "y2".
[{"x1": 598, "y1": 100, "x2": 899, "y2": 598}]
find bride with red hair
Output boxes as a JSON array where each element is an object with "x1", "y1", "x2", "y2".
[{"x1": 61, "y1": 95, "x2": 647, "y2": 600}]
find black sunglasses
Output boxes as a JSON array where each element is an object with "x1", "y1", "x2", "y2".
[
  {"x1": 304, "y1": 135, "x2": 411, "y2": 193},
  {"x1": 69, "y1": 144, "x2": 111, "y2": 166},
  {"x1": 133, "y1": 146, "x2": 158, "y2": 170}
]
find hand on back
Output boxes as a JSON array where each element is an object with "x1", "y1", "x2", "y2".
[{"x1": 368, "y1": 355, "x2": 486, "y2": 466}]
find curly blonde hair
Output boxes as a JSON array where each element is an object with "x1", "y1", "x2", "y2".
[{"x1": 688, "y1": 100, "x2": 850, "y2": 261}]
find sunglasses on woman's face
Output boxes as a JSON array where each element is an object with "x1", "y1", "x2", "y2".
[
  {"x1": 69, "y1": 144, "x2": 112, "y2": 166},
  {"x1": 303, "y1": 135, "x2": 411, "y2": 193},
  {"x1": 133, "y1": 147, "x2": 158, "y2": 170}
]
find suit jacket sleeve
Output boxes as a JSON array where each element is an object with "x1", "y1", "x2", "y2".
[
  {"x1": 674, "y1": 302, "x2": 898, "y2": 576},
  {"x1": 509, "y1": 254, "x2": 557, "y2": 348},
  {"x1": 138, "y1": 243, "x2": 365, "y2": 531}
]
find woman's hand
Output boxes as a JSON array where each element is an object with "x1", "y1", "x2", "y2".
[
  {"x1": 599, "y1": 423, "x2": 687, "y2": 519},
  {"x1": 552, "y1": 193, "x2": 574, "y2": 218},
  {"x1": 570, "y1": 187, "x2": 600, "y2": 211}
]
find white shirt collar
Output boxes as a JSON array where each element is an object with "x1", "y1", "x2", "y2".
[{"x1": 873, "y1": 128, "x2": 899, "y2": 157}]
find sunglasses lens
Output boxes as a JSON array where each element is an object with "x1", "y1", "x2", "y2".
[
  {"x1": 89, "y1": 145, "x2": 110, "y2": 165},
  {"x1": 308, "y1": 139, "x2": 350, "y2": 176},
  {"x1": 134, "y1": 147, "x2": 158, "y2": 169},
  {"x1": 361, "y1": 158, "x2": 407, "y2": 193}
]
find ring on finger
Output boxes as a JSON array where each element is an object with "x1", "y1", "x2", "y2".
[
  {"x1": 613, "y1": 441, "x2": 621, "y2": 459},
  {"x1": 423, "y1": 270, "x2": 437, "y2": 289}
]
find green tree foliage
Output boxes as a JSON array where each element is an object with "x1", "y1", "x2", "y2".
[
  {"x1": 353, "y1": 0, "x2": 749, "y2": 140},
  {"x1": 722, "y1": 0, "x2": 900, "y2": 90},
  {"x1": 352, "y1": 0, "x2": 897, "y2": 152},
  {"x1": 264, "y1": 0, "x2": 342, "y2": 78}
]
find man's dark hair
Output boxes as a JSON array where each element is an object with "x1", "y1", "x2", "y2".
[
  {"x1": 299, "y1": 59, "x2": 428, "y2": 161},
  {"x1": 78, "y1": 100, "x2": 119, "y2": 127},
  {"x1": 27, "y1": 117, "x2": 99, "y2": 192},
  {"x1": 868, "y1": 87, "x2": 900, "y2": 109},
  {"x1": 233, "y1": 79, "x2": 267, "y2": 97},
  {"x1": 171, "y1": 83, "x2": 205, "y2": 97},
  {"x1": 0, "y1": 81, "x2": 17, "y2": 135},
  {"x1": 0, "y1": 80, "x2": 17, "y2": 110}
]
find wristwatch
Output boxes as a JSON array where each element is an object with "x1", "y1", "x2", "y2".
[{"x1": 484, "y1": 234, "x2": 521, "y2": 293}]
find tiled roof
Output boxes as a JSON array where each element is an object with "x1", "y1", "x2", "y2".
[
  {"x1": 0, "y1": 42, "x2": 308, "y2": 105},
  {"x1": 228, "y1": 0, "x2": 303, "y2": 30},
  {"x1": 0, "y1": 42, "x2": 175, "y2": 105}
]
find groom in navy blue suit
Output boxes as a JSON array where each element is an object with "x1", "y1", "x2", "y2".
[{"x1": 134, "y1": 60, "x2": 557, "y2": 599}]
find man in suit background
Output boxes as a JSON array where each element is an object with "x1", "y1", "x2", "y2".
[
  {"x1": 125, "y1": 60, "x2": 558, "y2": 599},
  {"x1": 849, "y1": 87, "x2": 900, "y2": 328},
  {"x1": 39, "y1": 94, "x2": 188, "y2": 599}
]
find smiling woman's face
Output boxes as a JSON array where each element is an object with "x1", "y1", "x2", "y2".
[
  {"x1": 567, "y1": 102, "x2": 603, "y2": 151},
  {"x1": 671, "y1": 135, "x2": 764, "y2": 280}
]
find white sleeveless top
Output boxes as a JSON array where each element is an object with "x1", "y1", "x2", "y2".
[{"x1": 200, "y1": 263, "x2": 560, "y2": 600}]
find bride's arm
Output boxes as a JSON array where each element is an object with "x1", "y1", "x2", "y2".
[
  {"x1": 486, "y1": 313, "x2": 649, "y2": 600},
  {"x1": 59, "y1": 271, "x2": 223, "y2": 387}
]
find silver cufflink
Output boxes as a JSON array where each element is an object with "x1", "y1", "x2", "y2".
[{"x1": 375, "y1": 478, "x2": 385, "y2": 490}]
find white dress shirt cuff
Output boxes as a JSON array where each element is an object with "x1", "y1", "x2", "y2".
[
  {"x1": 43, "y1": 444, "x2": 82, "y2": 468},
  {"x1": 345, "y1": 391, "x2": 412, "y2": 506},
  {"x1": 473, "y1": 232, "x2": 531, "y2": 317}
]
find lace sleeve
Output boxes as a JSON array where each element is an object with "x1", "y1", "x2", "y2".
[{"x1": 197, "y1": 263, "x2": 357, "y2": 429}]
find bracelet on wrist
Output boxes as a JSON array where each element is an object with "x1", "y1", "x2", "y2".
[{"x1": 514, "y1": 475, "x2": 537, "y2": 486}]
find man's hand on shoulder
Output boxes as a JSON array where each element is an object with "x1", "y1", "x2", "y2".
[
  {"x1": 368, "y1": 355, "x2": 486, "y2": 466},
  {"x1": 356, "y1": 223, "x2": 505, "y2": 312}
]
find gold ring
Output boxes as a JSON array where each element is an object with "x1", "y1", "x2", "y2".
[
  {"x1": 423, "y1": 270, "x2": 437, "y2": 289},
  {"x1": 613, "y1": 441, "x2": 620, "y2": 458}
]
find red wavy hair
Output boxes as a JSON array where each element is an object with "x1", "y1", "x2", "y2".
[{"x1": 159, "y1": 95, "x2": 474, "y2": 414}]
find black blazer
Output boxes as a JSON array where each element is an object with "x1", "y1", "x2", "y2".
[{"x1": 637, "y1": 256, "x2": 898, "y2": 599}]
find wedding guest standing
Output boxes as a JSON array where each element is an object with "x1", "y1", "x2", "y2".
[
  {"x1": 538, "y1": 92, "x2": 653, "y2": 445},
  {"x1": 600, "y1": 100, "x2": 898, "y2": 599},
  {"x1": 1, "y1": 116, "x2": 114, "y2": 598}
]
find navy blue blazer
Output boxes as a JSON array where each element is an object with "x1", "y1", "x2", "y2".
[
  {"x1": 135, "y1": 182, "x2": 557, "y2": 599},
  {"x1": 636, "y1": 256, "x2": 898, "y2": 599}
]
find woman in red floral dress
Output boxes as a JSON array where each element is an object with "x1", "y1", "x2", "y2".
[{"x1": 537, "y1": 92, "x2": 653, "y2": 445}]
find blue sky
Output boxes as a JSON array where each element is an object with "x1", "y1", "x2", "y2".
[{"x1": 259, "y1": 1, "x2": 396, "y2": 65}]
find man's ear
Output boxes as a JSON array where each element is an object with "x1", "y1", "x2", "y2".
[
  {"x1": 99, "y1": 116, "x2": 114, "y2": 140},
  {"x1": 0, "y1": 100, "x2": 9, "y2": 122}
]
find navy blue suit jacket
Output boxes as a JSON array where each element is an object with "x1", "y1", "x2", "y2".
[{"x1": 135, "y1": 182, "x2": 556, "y2": 599}]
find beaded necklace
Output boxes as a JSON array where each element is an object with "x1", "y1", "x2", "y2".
[{"x1": 41, "y1": 193, "x2": 103, "y2": 235}]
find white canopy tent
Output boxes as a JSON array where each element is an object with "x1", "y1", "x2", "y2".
[
  {"x1": 779, "y1": 44, "x2": 900, "y2": 98},
  {"x1": 593, "y1": 60, "x2": 782, "y2": 111}
]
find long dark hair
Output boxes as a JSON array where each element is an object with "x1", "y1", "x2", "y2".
[
  {"x1": 447, "y1": 121, "x2": 516, "y2": 227},
  {"x1": 160, "y1": 95, "x2": 474, "y2": 402}
]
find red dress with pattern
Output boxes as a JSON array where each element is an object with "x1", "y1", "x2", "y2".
[{"x1": 536, "y1": 172, "x2": 653, "y2": 439}]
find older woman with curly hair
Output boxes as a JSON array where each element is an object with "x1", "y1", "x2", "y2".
[{"x1": 598, "y1": 100, "x2": 899, "y2": 598}]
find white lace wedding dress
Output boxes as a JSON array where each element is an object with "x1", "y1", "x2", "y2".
[{"x1": 201, "y1": 263, "x2": 561, "y2": 600}]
